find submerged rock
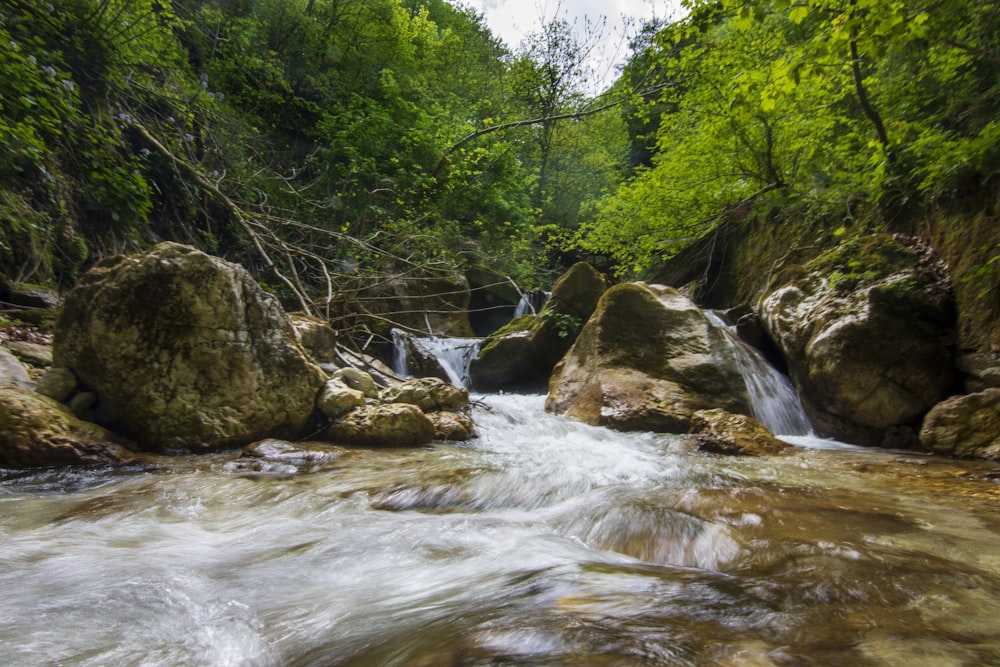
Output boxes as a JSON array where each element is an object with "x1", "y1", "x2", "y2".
[
  {"x1": 760, "y1": 234, "x2": 956, "y2": 446},
  {"x1": 918, "y1": 388, "x2": 1000, "y2": 460},
  {"x1": 546, "y1": 283, "x2": 750, "y2": 433},
  {"x1": 471, "y1": 262, "x2": 609, "y2": 391},
  {"x1": 690, "y1": 409, "x2": 789, "y2": 457},
  {"x1": 53, "y1": 242, "x2": 327, "y2": 452},
  {"x1": 0, "y1": 385, "x2": 136, "y2": 467}
]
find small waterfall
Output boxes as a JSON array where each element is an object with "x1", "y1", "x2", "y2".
[
  {"x1": 513, "y1": 291, "x2": 550, "y2": 318},
  {"x1": 704, "y1": 311, "x2": 812, "y2": 436},
  {"x1": 392, "y1": 329, "x2": 481, "y2": 389}
]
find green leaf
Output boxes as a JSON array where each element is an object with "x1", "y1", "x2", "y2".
[{"x1": 789, "y1": 6, "x2": 809, "y2": 24}]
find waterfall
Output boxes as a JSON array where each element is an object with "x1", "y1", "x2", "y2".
[
  {"x1": 513, "y1": 291, "x2": 550, "y2": 318},
  {"x1": 704, "y1": 311, "x2": 812, "y2": 436},
  {"x1": 392, "y1": 329, "x2": 481, "y2": 389}
]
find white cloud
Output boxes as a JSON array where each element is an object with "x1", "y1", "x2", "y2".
[{"x1": 465, "y1": 0, "x2": 684, "y2": 91}]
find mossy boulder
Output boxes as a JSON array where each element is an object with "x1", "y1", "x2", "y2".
[
  {"x1": 0, "y1": 385, "x2": 136, "y2": 467},
  {"x1": 760, "y1": 234, "x2": 956, "y2": 446},
  {"x1": 53, "y1": 242, "x2": 327, "y2": 452},
  {"x1": 470, "y1": 262, "x2": 609, "y2": 391},
  {"x1": 546, "y1": 283, "x2": 750, "y2": 432}
]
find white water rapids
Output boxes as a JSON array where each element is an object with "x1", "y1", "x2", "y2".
[{"x1": 2, "y1": 393, "x2": 1000, "y2": 666}]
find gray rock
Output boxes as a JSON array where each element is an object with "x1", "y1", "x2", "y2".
[
  {"x1": 35, "y1": 367, "x2": 78, "y2": 402},
  {"x1": 0, "y1": 349, "x2": 32, "y2": 389}
]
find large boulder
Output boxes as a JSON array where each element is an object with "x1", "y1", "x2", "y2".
[
  {"x1": 0, "y1": 385, "x2": 136, "y2": 467},
  {"x1": 546, "y1": 283, "x2": 750, "y2": 432},
  {"x1": 918, "y1": 388, "x2": 1000, "y2": 460},
  {"x1": 760, "y1": 234, "x2": 956, "y2": 446},
  {"x1": 470, "y1": 262, "x2": 609, "y2": 391},
  {"x1": 53, "y1": 242, "x2": 327, "y2": 452}
]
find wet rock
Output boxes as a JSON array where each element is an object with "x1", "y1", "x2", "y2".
[
  {"x1": 325, "y1": 403, "x2": 434, "y2": 446},
  {"x1": 0, "y1": 348, "x2": 32, "y2": 389},
  {"x1": 546, "y1": 283, "x2": 750, "y2": 433},
  {"x1": 428, "y1": 410, "x2": 476, "y2": 441},
  {"x1": 35, "y1": 367, "x2": 77, "y2": 402},
  {"x1": 760, "y1": 234, "x2": 956, "y2": 446},
  {"x1": 690, "y1": 409, "x2": 790, "y2": 456},
  {"x1": 289, "y1": 312, "x2": 339, "y2": 364},
  {"x1": 244, "y1": 438, "x2": 346, "y2": 466},
  {"x1": 918, "y1": 388, "x2": 1000, "y2": 460},
  {"x1": 470, "y1": 262, "x2": 609, "y2": 391},
  {"x1": 316, "y1": 378, "x2": 366, "y2": 418},
  {"x1": 392, "y1": 330, "x2": 453, "y2": 384},
  {"x1": 0, "y1": 385, "x2": 136, "y2": 467},
  {"x1": 53, "y1": 242, "x2": 327, "y2": 452},
  {"x1": 381, "y1": 377, "x2": 468, "y2": 412}
]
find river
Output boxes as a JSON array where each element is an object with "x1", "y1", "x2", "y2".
[{"x1": 2, "y1": 392, "x2": 999, "y2": 666}]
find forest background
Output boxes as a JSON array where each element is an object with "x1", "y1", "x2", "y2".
[{"x1": 1, "y1": 0, "x2": 997, "y2": 345}]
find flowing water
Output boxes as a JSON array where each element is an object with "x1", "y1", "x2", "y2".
[
  {"x1": 2, "y1": 394, "x2": 1000, "y2": 666},
  {"x1": 390, "y1": 331, "x2": 481, "y2": 389},
  {"x1": 704, "y1": 311, "x2": 813, "y2": 437}
]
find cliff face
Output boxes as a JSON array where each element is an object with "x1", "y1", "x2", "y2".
[{"x1": 649, "y1": 186, "x2": 1000, "y2": 356}]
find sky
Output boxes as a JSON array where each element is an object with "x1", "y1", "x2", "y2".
[{"x1": 465, "y1": 0, "x2": 685, "y2": 90}]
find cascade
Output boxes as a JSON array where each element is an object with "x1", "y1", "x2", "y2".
[
  {"x1": 704, "y1": 311, "x2": 812, "y2": 436},
  {"x1": 392, "y1": 329, "x2": 481, "y2": 389},
  {"x1": 513, "y1": 290, "x2": 550, "y2": 318}
]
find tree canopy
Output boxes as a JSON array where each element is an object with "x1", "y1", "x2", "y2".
[{"x1": 1, "y1": 0, "x2": 997, "y2": 321}]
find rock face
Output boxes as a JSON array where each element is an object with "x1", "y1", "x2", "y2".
[
  {"x1": 689, "y1": 409, "x2": 789, "y2": 456},
  {"x1": 53, "y1": 242, "x2": 327, "y2": 451},
  {"x1": 918, "y1": 388, "x2": 1000, "y2": 460},
  {"x1": 546, "y1": 283, "x2": 750, "y2": 433},
  {"x1": 760, "y1": 234, "x2": 956, "y2": 446},
  {"x1": 289, "y1": 313, "x2": 340, "y2": 364},
  {"x1": 0, "y1": 385, "x2": 136, "y2": 467},
  {"x1": 471, "y1": 262, "x2": 609, "y2": 391}
]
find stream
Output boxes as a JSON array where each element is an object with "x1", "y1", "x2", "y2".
[{"x1": 2, "y1": 391, "x2": 1000, "y2": 666}]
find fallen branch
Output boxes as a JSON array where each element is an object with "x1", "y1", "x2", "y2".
[{"x1": 132, "y1": 121, "x2": 313, "y2": 314}]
